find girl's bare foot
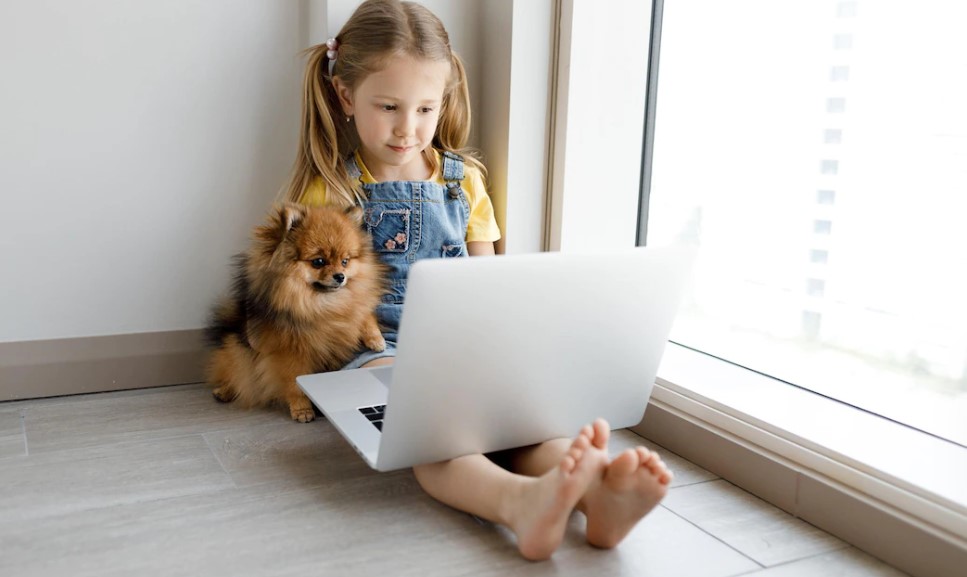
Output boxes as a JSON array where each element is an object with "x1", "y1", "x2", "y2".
[
  {"x1": 582, "y1": 444, "x2": 672, "y2": 549},
  {"x1": 508, "y1": 425, "x2": 609, "y2": 561}
]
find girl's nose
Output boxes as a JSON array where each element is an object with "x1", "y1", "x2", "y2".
[{"x1": 394, "y1": 113, "x2": 415, "y2": 136}]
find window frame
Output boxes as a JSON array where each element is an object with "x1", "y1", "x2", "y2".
[{"x1": 548, "y1": 0, "x2": 967, "y2": 566}]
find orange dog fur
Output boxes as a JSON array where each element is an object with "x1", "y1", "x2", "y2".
[{"x1": 205, "y1": 203, "x2": 388, "y2": 422}]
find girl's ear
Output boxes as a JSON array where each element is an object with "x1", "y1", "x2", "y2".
[{"x1": 331, "y1": 76, "x2": 355, "y2": 116}]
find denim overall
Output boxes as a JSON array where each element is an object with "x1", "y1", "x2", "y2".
[{"x1": 342, "y1": 151, "x2": 470, "y2": 369}]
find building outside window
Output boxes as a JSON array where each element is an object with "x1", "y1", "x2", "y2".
[{"x1": 644, "y1": 0, "x2": 967, "y2": 446}]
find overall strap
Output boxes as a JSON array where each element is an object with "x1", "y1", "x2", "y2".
[
  {"x1": 441, "y1": 151, "x2": 465, "y2": 199},
  {"x1": 343, "y1": 154, "x2": 367, "y2": 206},
  {"x1": 344, "y1": 154, "x2": 363, "y2": 182}
]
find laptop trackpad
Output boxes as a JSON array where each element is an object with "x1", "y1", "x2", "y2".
[{"x1": 371, "y1": 366, "x2": 393, "y2": 387}]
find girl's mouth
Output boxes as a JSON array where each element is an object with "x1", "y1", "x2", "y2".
[{"x1": 388, "y1": 145, "x2": 411, "y2": 153}]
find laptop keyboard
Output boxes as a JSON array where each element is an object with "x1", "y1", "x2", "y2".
[{"x1": 358, "y1": 404, "x2": 386, "y2": 431}]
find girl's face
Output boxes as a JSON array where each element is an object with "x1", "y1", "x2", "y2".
[{"x1": 335, "y1": 54, "x2": 450, "y2": 182}]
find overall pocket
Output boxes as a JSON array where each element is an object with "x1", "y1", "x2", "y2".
[
  {"x1": 441, "y1": 242, "x2": 467, "y2": 258},
  {"x1": 364, "y1": 207, "x2": 411, "y2": 253}
]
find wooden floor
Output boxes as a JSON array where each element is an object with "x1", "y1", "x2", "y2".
[{"x1": 0, "y1": 384, "x2": 909, "y2": 576}]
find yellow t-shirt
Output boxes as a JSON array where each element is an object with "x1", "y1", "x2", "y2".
[{"x1": 299, "y1": 150, "x2": 501, "y2": 243}]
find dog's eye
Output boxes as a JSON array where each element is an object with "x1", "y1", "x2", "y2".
[
  {"x1": 310, "y1": 258, "x2": 326, "y2": 269},
  {"x1": 341, "y1": 258, "x2": 349, "y2": 267}
]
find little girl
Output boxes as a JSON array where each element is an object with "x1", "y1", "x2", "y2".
[{"x1": 281, "y1": 0, "x2": 673, "y2": 561}]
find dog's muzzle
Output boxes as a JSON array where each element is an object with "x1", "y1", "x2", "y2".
[{"x1": 312, "y1": 274, "x2": 347, "y2": 292}]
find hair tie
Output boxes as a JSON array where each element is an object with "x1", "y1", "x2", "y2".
[{"x1": 326, "y1": 38, "x2": 339, "y2": 61}]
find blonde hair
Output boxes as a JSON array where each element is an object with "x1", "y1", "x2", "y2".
[{"x1": 281, "y1": 0, "x2": 485, "y2": 208}]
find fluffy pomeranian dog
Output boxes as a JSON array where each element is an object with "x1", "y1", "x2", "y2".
[{"x1": 205, "y1": 203, "x2": 388, "y2": 422}]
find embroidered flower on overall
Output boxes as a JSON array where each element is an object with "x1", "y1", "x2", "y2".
[{"x1": 384, "y1": 232, "x2": 407, "y2": 250}]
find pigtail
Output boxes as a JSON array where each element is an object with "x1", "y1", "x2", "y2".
[
  {"x1": 435, "y1": 52, "x2": 487, "y2": 179},
  {"x1": 280, "y1": 43, "x2": 364, "y2": 209},
  {"x1": 436, "y1": 53, "x2": 470, "y2": 152}
]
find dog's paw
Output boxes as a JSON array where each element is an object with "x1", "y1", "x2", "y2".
[
  {"x1": 364, "y1": 335, "x2": 387, "y2": 352},
  {"x1": 290, "y1": 407, "x2": 315, "y2": 423},
  {"x1": 212, "y1": 386, "x2": 236, "y2": 403},
  {"x1": 289, "y1": 402, "x2": 316, "y2": 423}
]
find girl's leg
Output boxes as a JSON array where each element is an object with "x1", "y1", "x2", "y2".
[
  {"x1": 508, "y1": 419, "x2": 674, "y2": 549},
  {"x1": 359, "y1": 359, "x2": 670, "y2": 554},
  {"x1": 413, "y1": 425, "x2": 607, "y2": 561},
  {"x1": 360, "y1": 357, "x2": 606, "y2": 560}
]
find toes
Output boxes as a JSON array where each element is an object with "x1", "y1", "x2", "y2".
[
  {"x1": 636, "y1": 447, "x2": 662, "y2": 471},
  {"x1": 609, "y1": 449, "x2": 639, "y2": 477},
  {"x1": 571, "y1": 431, "x2": 591, "y2": 453},
  {"x1": 567, "y1": 445, "x2": 584, "y2": 466},
  {"x1": 654, "y1": 456, "x2": 673, "y2": 484},
  {"x1": 636, "y1": 447, "x2": 673, "y2": 484},
  {"x1": 566, "y1": 432, "x2": 590, "y2": 466},
  {"x1": 590, "y1": 419, "x2": 610, "y2": 449},
  {"x1": 635, "y1": 447, "x2": 653, "y2": 466},
  {"x1": 560, "y1": 454, "x2": 576, "y2": 475}
]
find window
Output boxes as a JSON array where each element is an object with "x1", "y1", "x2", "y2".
[{"x1": 643, "y1": 0, "x2": 967, "y2": 446}]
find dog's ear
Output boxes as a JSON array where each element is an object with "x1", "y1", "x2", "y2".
[
  {"x1": 344, "y1": 205, "x2": 364, "y2": 226},
  {"x1": 280, "y1": 202, "x2": 306, "y2": 233},
  {"x1": 255, "y1": 203, "x2": 307, "y2": 250}
]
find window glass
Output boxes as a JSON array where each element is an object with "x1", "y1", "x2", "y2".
[{"x1": 647, "y1": 0, "x2": 967, "y2": 445}]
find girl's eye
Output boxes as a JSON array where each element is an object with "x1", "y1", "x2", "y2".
[
  {"x1": 381, "y1": 104, "x2": 397, "y2": 112},
  {"x1": 311, "y1": 258, "x2": 326, "y2": 269},
  {"x1": 341, "y1": 258, "x2": 349, "y2": 266},
  {"x1": 419, "y1": 107, "x2": 434, "y2": 114}
]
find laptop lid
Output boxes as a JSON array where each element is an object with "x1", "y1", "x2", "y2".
[{"x1": 373, "y1": 246, "x2": 692, "y2": 470}]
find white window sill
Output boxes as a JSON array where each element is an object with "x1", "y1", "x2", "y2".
[{"x1": 642, "y1": 342, "x2": 967, "y2": 547}]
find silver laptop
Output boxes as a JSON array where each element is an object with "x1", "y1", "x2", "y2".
[{"x1": 297, "y1": 246, "x2": 692, "y2": 471}]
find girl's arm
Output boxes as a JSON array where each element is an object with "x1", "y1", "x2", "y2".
[{"x1": 467, "y1": 241, "x2": 495, "y2": 257}]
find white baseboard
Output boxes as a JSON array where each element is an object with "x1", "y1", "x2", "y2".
[{"x1": 0, "y1": 330, "x2": 206, "y2": 401}]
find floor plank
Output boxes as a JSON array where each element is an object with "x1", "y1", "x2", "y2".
[
  {"x1": 0, "y1": 434, "x2": 234, "y2": 525},
  {"x1": 663, "y1": 479, "x2": 850, "y2": 567},
  {"x1": 202, "y1": 417, "x2": 383, "y2": 489},
  {"x1": 20, "y1": 384, "x2": 284, "y2": 454},
  {"x1": 523, "y1": 506, "x2": 762, "y2": 577},
  {"x1": 737, "y1": 547, "x2": 910, "y2": 576},
  {"x1": 0, "y1": 405, "x2": 25, "y2": 459}
]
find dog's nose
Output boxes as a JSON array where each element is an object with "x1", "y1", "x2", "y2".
[{"x1": 333, "y1": 273, "x2": 346, "y2": 284}]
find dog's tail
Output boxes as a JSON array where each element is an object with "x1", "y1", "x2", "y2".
[
  {"x1": 204, "y1": 298, "x2": 246, "y2": 348},
  {"x1": 204, "y1": 254, "x2": 250, "y2": 348}
]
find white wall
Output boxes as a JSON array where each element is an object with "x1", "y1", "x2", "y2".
[
  {"x1": 0, "y1": 0, "x2": 552, "y2": 344},
  {"x1": 481, "y1": 0, "x2": 555, "y2": 254},
  {"x1": 0, "y1": 0, "x2": 306, "y2": 342}
]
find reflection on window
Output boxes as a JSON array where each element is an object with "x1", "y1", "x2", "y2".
[{"x1": 646, "y1": 0, "x2": 967, "y2": 445}]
